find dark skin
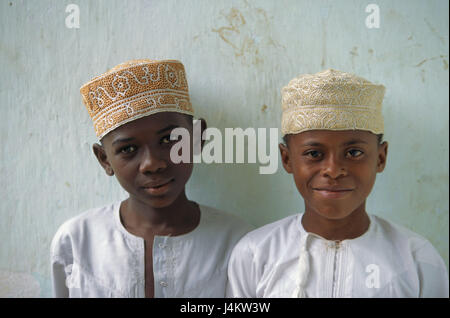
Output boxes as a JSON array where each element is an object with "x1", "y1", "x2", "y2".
[
  {"x1": 279, "y1": 130, "x2": 388, "y2": 241},
  {"x1": 93, "y1": 112, "x2": 206, "y2": 298}
]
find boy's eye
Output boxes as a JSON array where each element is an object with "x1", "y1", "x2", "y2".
[
  {"x1": 304, "y1": 150, "x2": 323, "y2": 159},
  {"x1": 161, "y1": 135, "x2": 172, "y2": 144},
  {"x1": 346, "y1": 149, "x2": 363, "y2": 158},
  {"x1": 119, "y1": 145, "x2": 137, "y2": 154}
]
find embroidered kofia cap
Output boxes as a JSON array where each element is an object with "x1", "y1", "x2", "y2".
[
  {"x1": 281, "y1": 69, "x2": 385, "y2": 136},
  {"x1": 80, "y1": 59, "x2": 194, "y2": 139}
]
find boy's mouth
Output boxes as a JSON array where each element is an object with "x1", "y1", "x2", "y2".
[
  {"x1": 141, "y1": 178, "x2": 175, "y2": 195},
  {"x1": 313, "y1": 188, "x2": 354, "y2": 199}
]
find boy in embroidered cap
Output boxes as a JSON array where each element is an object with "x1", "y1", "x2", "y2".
[
  {"x1": 227, "y1": 69, "x2": 448, "y2": 297},
  {"x1": 50, "y1": 59, "x2": 252, "y2": 298}
]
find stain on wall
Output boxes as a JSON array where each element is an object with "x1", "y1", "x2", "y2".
[{"x1": 212, "y1": 1, "x2": 282, "y2": 66}]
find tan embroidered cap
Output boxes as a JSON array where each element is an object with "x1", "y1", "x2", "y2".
[
  {"x1": 281, "y1": 69, "x2": 385, "y2": 136},
  {"x1": 80, "y1": 59, "x2": 194, "y2": 139}
]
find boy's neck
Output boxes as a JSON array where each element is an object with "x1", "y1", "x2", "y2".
[
  {"x1": 120, "y1": 192, "x2": 200, "y2": 237},
  {"x1": 301, "y1": 209, "x2": 370, "y2": 241}
]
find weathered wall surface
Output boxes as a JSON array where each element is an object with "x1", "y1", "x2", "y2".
[{"x1": 0, "y1": 0, "x2": 448, "y2": 297}]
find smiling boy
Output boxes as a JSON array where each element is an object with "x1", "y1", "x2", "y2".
[
  {"x1": 51, "y1": 59, "x2": 252, "y2": 297},
  {"x1": 226, "y1": 69, "x2": 449, "y2": 297}
]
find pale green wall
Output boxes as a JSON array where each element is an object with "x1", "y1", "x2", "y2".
[{"x1": 0, "y1": 0, "x2": 448, "y2": 297}]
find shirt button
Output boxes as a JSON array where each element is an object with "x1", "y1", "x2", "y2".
[{"x1": 159, "y1": 281, "x2": 168, "y2": 287}]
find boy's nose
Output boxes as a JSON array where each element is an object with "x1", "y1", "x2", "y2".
[
  {"x1": 322, "y1": 156, "x2": 347, "y2": 179},
  {"x1": 139, "y1": 148, "x2": 167, "y2": 174}
]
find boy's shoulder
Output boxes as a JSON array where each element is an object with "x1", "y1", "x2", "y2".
[
  {"x1": 235, "y1": 213, "x2": 300, "y2": 250},
  {"x1": 55, "y1": 202, "x2": 117, "y2": 235},
  {"x1": 50, "y1": 202, "x2": 119, "y2": 255},
  {"x1": 369, "y1": 214, "x2": 446, "y2": 268},
  {"x1": 370, "y1": 214, "x2": 433, "y2": 249}
]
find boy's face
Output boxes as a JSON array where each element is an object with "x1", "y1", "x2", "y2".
[
  {"x1": 279, "y1": 130, "x2": 388, "y2": 220},
  {"x1": 93, "y1": 112, "x2": 199, "y2": 209}
]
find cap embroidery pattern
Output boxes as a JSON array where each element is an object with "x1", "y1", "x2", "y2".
[
  {"x1": 80, "y1": 59, "x2": 194, "y2": 139},
  {"x1": 281, "y1": 69, "x2": 385, "y2": 136}
]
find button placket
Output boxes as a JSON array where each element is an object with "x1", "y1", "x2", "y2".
[{"x1": 154, "y1": 237, "x2": 172, "y2": 296}]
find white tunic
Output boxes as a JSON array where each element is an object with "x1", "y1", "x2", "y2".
[
  {"x1": 227, "y1": 213, "x2": 449, "y2": 298},
  {"x1": 51, "y1": 202, "x2": 253, "y2": 298}
]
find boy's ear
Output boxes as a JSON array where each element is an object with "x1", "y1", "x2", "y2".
[
  {"x1": 279, "y1": 143, "x2": 293, "y2": 174},
  {"x1": 92, "y1": 143, "x2": 114, "y2": 176},
  {"x1": 376, "y1": 141, "x2": 388, "y2": 173}
]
